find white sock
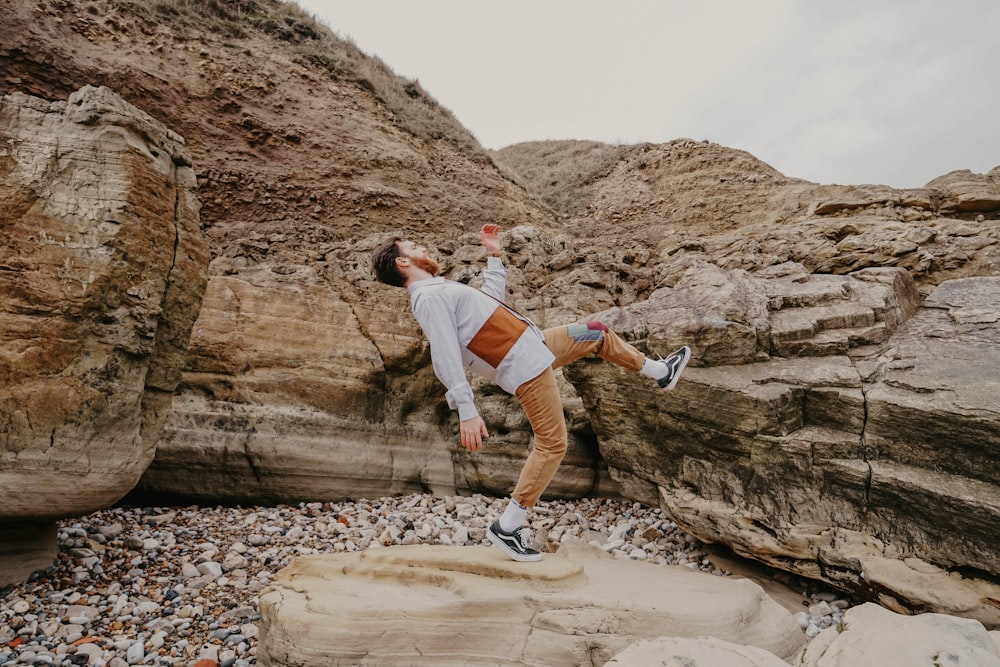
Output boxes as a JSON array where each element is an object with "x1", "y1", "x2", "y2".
[
  {"x1": 499, "y1": 498, "x2": 528, "y2": 533},
  {"x1": 640, "y1": 357, "x2": 668, "y2": 380}
]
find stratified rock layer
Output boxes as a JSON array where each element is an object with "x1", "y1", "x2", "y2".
[
  {"x1": 0, "y1": 86, "x2": 208, "y2": 583},
  {"x1": 257, "y1": 543, "x2": 805, "y2": 666},
  {"x1": 141, "y1": 258, "x2": 614, "y2": 505},
  {"x1": 566, "y1": 271, "x2": 1000, "y2": 627}
]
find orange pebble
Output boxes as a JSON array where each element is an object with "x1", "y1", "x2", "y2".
[{"x1": 72, "y1": 636, "x2": 100, "y2": 645}]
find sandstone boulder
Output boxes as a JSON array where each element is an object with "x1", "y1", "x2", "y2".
[
  {"x1": 927, "y1": 167, "x2": 1000, "y2": 213},
  {"x1": 565, "y1": 270, "x2": 1000, "y2": 626},
  {"x1": 257, "y1": 542, "x2": 805, "y2": 666},
  {"x1": 798, "y1": 603, "x2": 1000, "y2": 666},
  {"x1": 0, "y1": 86, "x2": 208, "y2": 583}
]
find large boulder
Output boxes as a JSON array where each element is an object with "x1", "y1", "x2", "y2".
[
  {"x1": 0, "y1": 86, "x2": 208, "y2": 584},
  {"x1": 798, "y1": 603, "x2": 1000, "y2": 666},
  {"x1": 927, "y1": 167, "x2": 1000, "y2": 213},
  {"x1": 257, "y1": 542, "x2": 805, "y2": 666},
  {"x1": 566, "y1": 269, "x2": 1000, "y2": 626}
]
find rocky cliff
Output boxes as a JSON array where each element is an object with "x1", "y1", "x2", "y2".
[
  {"x1": 566, "y1": 268, "x2": 1000, "y2": 626},
  {"x1": 0, "y1": 84, "x2": 208, "y2": 584},
  {"x1": 2, "y1": 0, "x2": 998, "y2": 626}
]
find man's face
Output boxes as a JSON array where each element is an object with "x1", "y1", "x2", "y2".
[{"x1": 397, "y1": 239, "x2": 439, "y2": 276}]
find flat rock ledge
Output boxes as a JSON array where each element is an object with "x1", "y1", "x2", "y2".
[{"x1": 257, "y1": 542, "x2": 805, "y2": 667}]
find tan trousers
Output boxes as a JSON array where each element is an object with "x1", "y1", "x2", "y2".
[{"x1": 511, "y1": 323, "x2": 645, "y2": 508}]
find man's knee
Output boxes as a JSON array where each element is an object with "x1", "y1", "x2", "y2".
[
  {"x1": 532, "y1": 428, "x2": 568, "y2": 458},
  {"x1": 567, "y1": 321, "x2": 608, "y2": 344}
]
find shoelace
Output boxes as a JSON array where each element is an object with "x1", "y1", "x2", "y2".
[{"x1": 516, "y1": 526, "x2": 535, "y2": 546}]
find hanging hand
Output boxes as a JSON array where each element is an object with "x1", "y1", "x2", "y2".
[{"x1": 460, "y1": 415, "x2": 490, "y2": 452}]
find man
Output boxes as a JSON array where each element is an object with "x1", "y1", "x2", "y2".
[{"x1": 372, "y1": 224, "x2": 690, "y2": 562}]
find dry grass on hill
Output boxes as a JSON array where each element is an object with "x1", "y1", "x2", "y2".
[{"x1": 107, "y1": 0, "x2": 487, "y2": 162}]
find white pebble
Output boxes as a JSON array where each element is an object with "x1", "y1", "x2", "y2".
[
  {"x1": 808, "y1": 601, "x2": 833, "y2": 617},
  {"x1": 197, "y1": 562, "x2": 224, "y2": 580},
  {"x1": 125, "y1": 640, "x2": 144, "y2": 664}
]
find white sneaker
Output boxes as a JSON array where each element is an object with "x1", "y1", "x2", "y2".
[
  {"x1": 487, "y1": 520, "x2": 542, "y2": 562},
  {"x1": 656, "y1": 346, "x2": 691, "y2": 390}
]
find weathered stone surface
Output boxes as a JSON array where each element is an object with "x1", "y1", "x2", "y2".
[
  {"x1": 140, "y1": 264, "x2": 614, "y2": 504},
  {"x1": 257, "y1": 543, "x2": 805, "y2": 666},
  {"x1": 656, "y1": 210, "x2": 1000, "y2": 301},
  {"x1": 866, "y1": 277, "x2": 1000, "y2": 493},
  {"x1": 927, "y1": 168, "x2": 1000, "y2": 213},
  {"x1": 566, "y1": 272, "x2": 1000, "y2": 626},
  {"x1": 596, "y1": 262, "x2": 920, "y2": 366},
  {"x1": 0, "y1": 86, "x2": 208, "y2": 583},
  {"x1": 139, "y1": 258, "x2": 614, "y2": 503},
  {"x1": 605, "y1": 636, "x2": 790, "y2": 667},
  {"x1": 799, "y1": 603, "x2": 1000, "y2": 666}
]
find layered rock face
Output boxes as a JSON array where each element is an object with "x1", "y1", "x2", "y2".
[
  {"x1": 140, "y1": 261, "x2": 613, "y2": 505},
  {"x1": 257, "y1": 543, "x2": 805, "y2": 666},
  {"x1": 566, "y1": 268, "x2": 1000, "y2": 626},
  {"x1": 0, "y1": 86, "x2": 208, "y2": 583}
]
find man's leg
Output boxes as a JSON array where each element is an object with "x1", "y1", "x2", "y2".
[
  {"x1": 544, "y1": 322, "x2": 690, "y2": 390},
  {"x1": 488, "y1": 367, "x2": 565, "y2": 562},
  {"x1": 543, "y1": 322, "x2": 645, "y2": 371},
  {"x1": 510, "y1": 366, "x2": 567, "y2": 508}
]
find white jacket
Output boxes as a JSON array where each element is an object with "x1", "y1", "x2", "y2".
[{"x1": 407, "y1": 257, "x2": 555, "y2": 421}]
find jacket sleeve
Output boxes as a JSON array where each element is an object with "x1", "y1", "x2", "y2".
[
  {"x1": 480, "y1": 256, "x2": 508, "y2": 302},
  {"x1": 412, "y1": 292, "x2": 478, "y2": 421}
]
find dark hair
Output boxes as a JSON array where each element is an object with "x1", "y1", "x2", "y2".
[{"x1": 371, "y1": 235, "x2": 406, "y2": 287}]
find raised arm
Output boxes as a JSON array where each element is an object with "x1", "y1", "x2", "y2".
[{"x1": 479, "y1": 224, "x2": 508, "y2": 301}]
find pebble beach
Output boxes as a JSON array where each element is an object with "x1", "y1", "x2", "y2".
[{"x1": 1, "y1": 494, "x2": 849, "y2": 666}]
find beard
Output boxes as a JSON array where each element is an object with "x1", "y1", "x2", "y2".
[{"x1": 413, "y1": 256, "x2": 440, "y2": 276}]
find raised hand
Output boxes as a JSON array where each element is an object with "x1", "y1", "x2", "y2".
[{"x1": 480, "y1": 223, "x2": 502, "y2": 256}]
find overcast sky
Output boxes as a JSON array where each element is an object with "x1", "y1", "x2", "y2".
[{"x1": 295, "y1": 0, "x2": 999, "y2": 189}]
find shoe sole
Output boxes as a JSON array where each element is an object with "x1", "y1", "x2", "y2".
[
  {"x1": 660, "y1": 346, "x2": 691, "y2": 391},
  {"x1": 487, "y1": 528, "x2": 543, "y2": 562}
]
